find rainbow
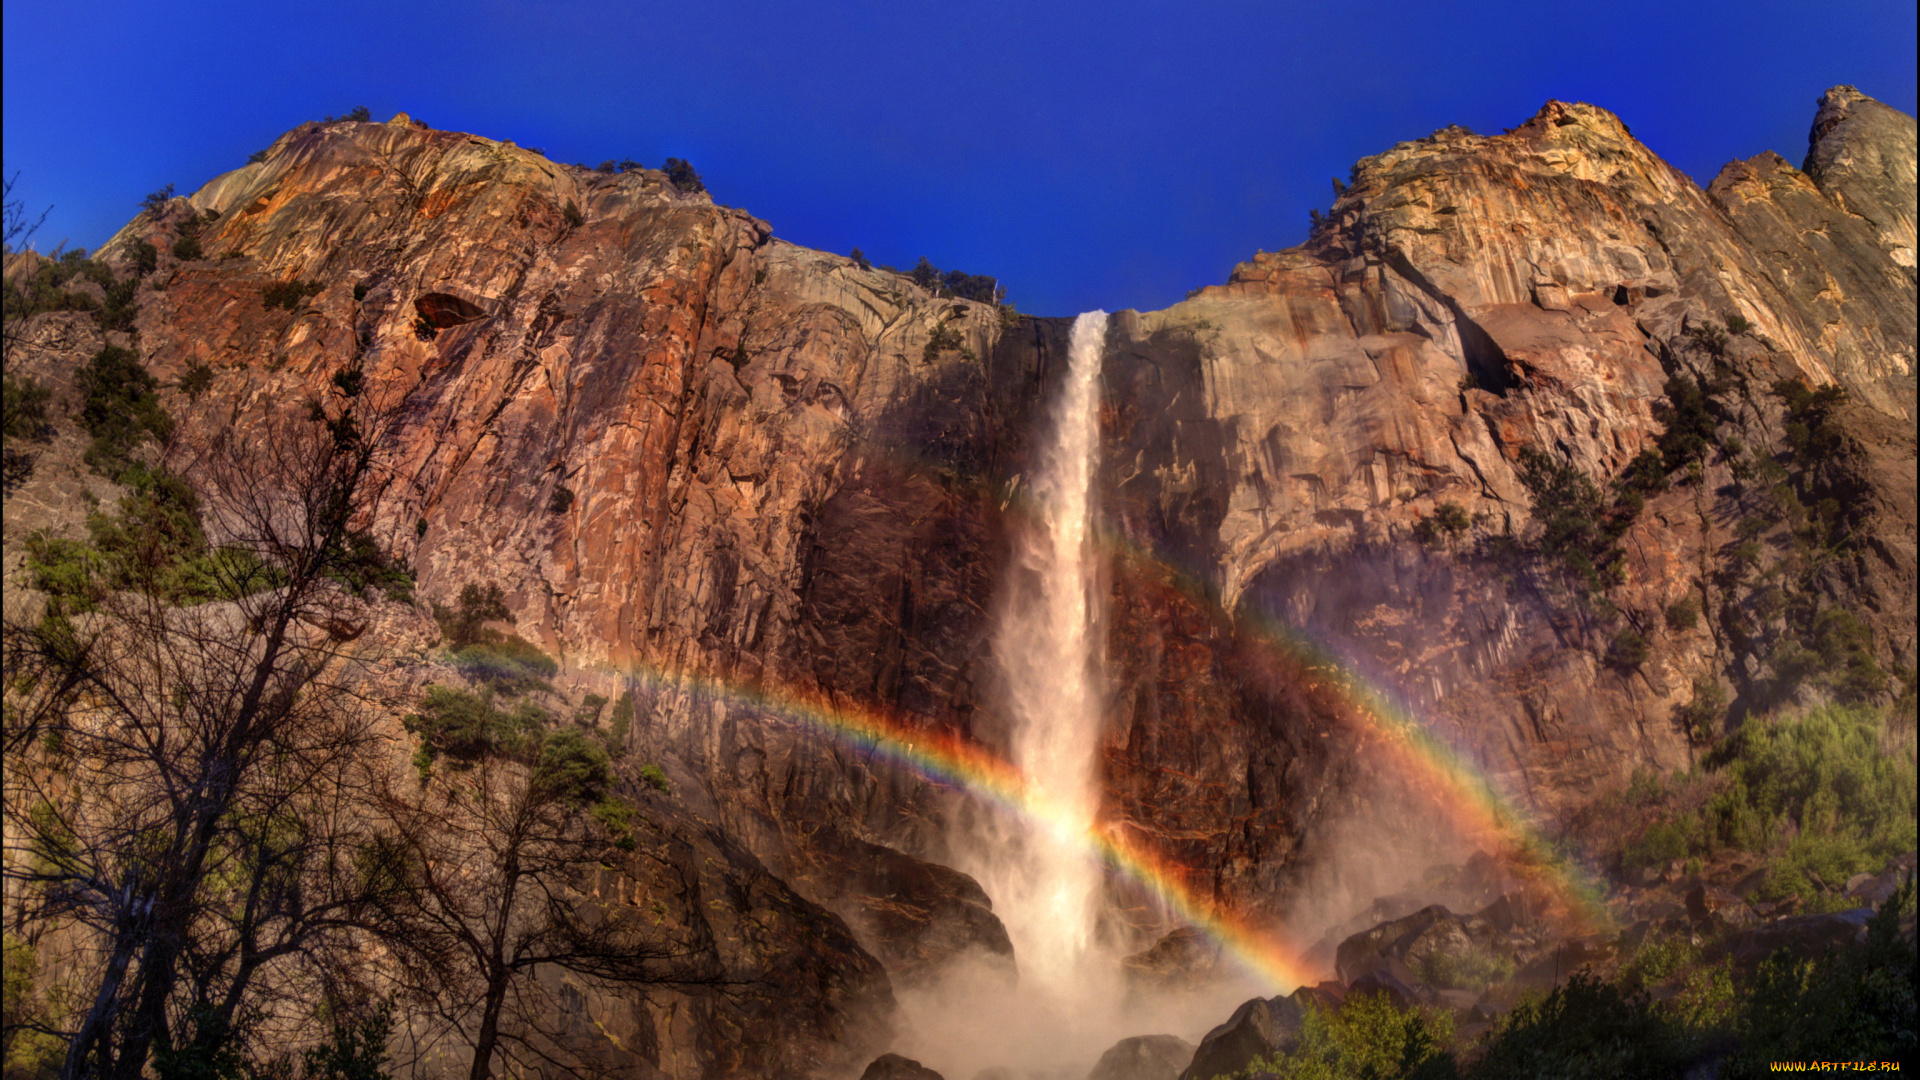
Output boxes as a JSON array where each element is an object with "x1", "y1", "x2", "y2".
[{"x1": 604, "y1": 659, "x2": 1326, "y2": 991}]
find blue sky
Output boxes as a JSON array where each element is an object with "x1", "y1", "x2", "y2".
[{"x1": 5, "y1": 0, "x2": 1914, "y2": 316}]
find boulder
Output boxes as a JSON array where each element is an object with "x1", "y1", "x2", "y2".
[
  {"x1": 863, "y1": 1054, "x2": 946, "y2": 1080},
  {"x1": 1178, "y1": 996, "x2": 1304, "y2": 1080},
  {"x1": 1710, "y1": 908, "x2": 1876, "y2": 973},
  {"x1": 1087, "y1": 1035, "x2": 1197, "y2": 1080},
  {"x1": 1122, "y1": 927, "x2": 1223, "y2": 991},
  {"x1": 1335, "y1": 905, "x2": 1496, "y2": 989}
]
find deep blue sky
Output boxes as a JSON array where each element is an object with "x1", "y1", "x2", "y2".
[{"x1": 5, "y1": 1, "x2": 1915, "y2": 316}]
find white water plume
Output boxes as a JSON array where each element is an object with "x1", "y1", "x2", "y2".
[
  {"x1": 890, "y1": 311, "x2": 1272, "y2": 1077},
  {"x1": 983, "y1": 308, "x2": 1112, "y2": 990}
]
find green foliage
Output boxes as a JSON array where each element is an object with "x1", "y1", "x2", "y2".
[
  {"x1": 260, "y1": 280, "x2": 324, "y2": 311},
  {"x1": 907, "y1": 256, "x2": 1000, "y2": 303},
  {"x1": 1724, "y1": 313, "x2": 1753, "y2": 336},
  {"x1": 1673, "y1": 675, "x2": 1726, "y2": 745},
  {"x1": 1665, "y1": 594, "x2": 1700, "y2": 632},
  {"x1": 247, "y1": 149, "x2": 268, "y2": 164},
  {"x1": 574, "y1": 693, "x2": 608, "y2": 726},
  {"x1": 1418, "y1": 947, "x2": 1514, "y2": 992},
  {"x1": 178, "y1": 361, "x2": 216, "y2": 400},
  {"x1": 75, "y1": 344, "x2": 172, "y2": 478},
  {"x1": 24, "y1": 466, "x2": 284, "y2": 612},
  {"x1": 1623, "y1": 814, "x2": 1698, "y2": 871},
  {"x1": 1622, "y1": 448, "x2": 1669, "y2": 493},
  {"x1": 591, "y1": 796, "x2": 638, "y2": 849},
  {"x1": 924, "y1": 322, "x2": 964, "y2": 361},
  {"x1": 2, "y1": 373, "x2": 52, "y2": 489},
  {"x1": 1414, "y1": 501, "x2": 1472, "y2": 547},
  {"x1": 404, "y1": 685, "x2": 544, "y2": 764},
  {"x1": 608, "y1": 690, "x2": 634, "y2": 755},
  {"x1": 1652, "y1": 373, "x2": 1724, "y2": 473},
  {"x1": 532, "y1": 728, "x2": 610, "y2": 805},
  {"x1": 1516, "y1": 447, "x2": 1631, "y2": 595},
  {"x1": 345, "y1": 106, "x2": 370, "y2": 123},
  {"x1": 849, "y1": 247, "x2": 871, "y2": 271},
  {"x1": 412, "y1": 315, "x2": 438, "y2": 341},
  {"x1": 1, "y1": 247, "x2": 143, "y2": 330},
  {"x1": 322, "y1": 529, "x2": 413, "y2": 602},
  {"x1": 141, "y1": 183, "x2": 176, "y2": 215},
  {"x1": 638, "y1": 762, "x2": 670, "y2": 796},
  {"x1": 1463, "y1": 973, "x2": 1687, "y2": 1079},
  {"x1": 562, "y1": 200, "x2": 584, "y2": 228},
  {"x1": 3, "y1": 933, "x2": 63, "y2": 1080},
  {"x1": 1699, "y1": 705, "x2": 1917, "y2": 900},
  {"x1": 662, "y1": 157, "x2": 705, "y2": 194},
  {"x1": 548, "y1": 486, "x2": 574, "y2": 514},
  {"x1": 451, "y1": 635, "x2": 558, "y2": 696},
  {"x1": 1730, "y1": 883, "x2": 1915, "y2": 1068},
  {"x1": 433, "y1": 582, "x2": 510, "y2": 648},
  {"x1": 1608, "y1": 628, "x2": 1650, "y2": 670},
  {"x1": 302, "y1": 1002, "x2": 393, "y2": 1080},
  {"x1": 172, "y1": 235, "x2": 204, "y2": 261},
  {"x1": 1618, "y1": 931, "x2": 1701, "y2": 991},
  {"x1": 1249, "y1": 993, "x2": 1454, "y2": 1080}
]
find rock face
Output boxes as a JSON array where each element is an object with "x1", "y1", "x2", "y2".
[{"x1": 9, "y1": 87, "x2": 1913, "y2": 1072}]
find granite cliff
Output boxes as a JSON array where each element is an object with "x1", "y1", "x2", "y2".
[{"x1": 4, "y1": 86, "x2": 1913, "y2": 1074}]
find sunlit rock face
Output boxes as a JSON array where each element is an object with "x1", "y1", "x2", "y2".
[{"x1": 48, "y1": 87, "x2": 1913, "y2": 1070}]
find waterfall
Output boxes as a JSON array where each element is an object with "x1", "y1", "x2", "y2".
[{"x1": 986, "y1": 309, "x2": 1112, "y2": 989}]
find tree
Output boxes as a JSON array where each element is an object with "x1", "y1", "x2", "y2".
[
  {"x1": 370, "y1": 708, "x2": 723, "y2": 1080},
  {"x1": 662, "y1": 158, "x2": 704, "y2": 194},
  {"x1": 2, "y1": 362, "x2": 413, "y2": 1078}
]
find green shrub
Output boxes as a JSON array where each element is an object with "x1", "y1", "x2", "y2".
[
  {"x1": 1250, "y1": 992, "x2": 1453, "y2": 1080},
  {"x1": 1730, "y1": 883, "x2": 1915, "y2": 1067},
  {"x1": 1653, "y1": 373, "x2": 1723, "y2": 473},
  {"x1": 548, "y1": 486, "x2": 574, "y2": 514},
  {"x1": 405, "y1": 685, "x2": 543, "y2": 764},
  {"x1": 260, "y1": 280, "x2": 324, "y2": 311},
  {"x1": 592, "y1": 796, "x2": 638, "y2": 849},
  {"x1": 1608, "y1": 628, "x2": 1650, "y2": 670},
  {"x1": 608, "y1": 690, "x2": 634, "y2": 755},
  {"x1": 1463, "y1": 973, "x2": 1687, "y2": 1079},
  {"x1": 451, "y1": 635, "x2": 558, "y2": 696},
  {"x1": 662, "y1": 157, "x2": 704, "y2": 194},
  {"x1": 575, "y1": 693, "x2": 608, "y2": 726},
  {"x1": 140, "y1": 184, "x2": 176, "y2": 215},
  {"x1": 171, "y1": 235, "x2": 203, "y2": 261},
  {"x1": 562, "y1": 200, "x2": 584, "y2": 228},
  {"x1": 2, "y1": 373, "x2": 53, "y2": 489},
  {"x1": 177, "y1": 361, "x2": 215, "y2": 400},
  {"x1": 849, "y1": 247, "x2": 871, "y2": 271},
  {"x1": 430, "y1": 583, "x2": 555, "y2": 692},
  {"x1": 924, "y1": 322, "x2": 964, "y2": 361},
  {"x1": 532, "y1": 729, "x2": 610, "y2": 805},
  {"x1": 74, "y1": 345, "x2": 172, "y2": 479},
  {"x1": 1665, "y1": 594, "x2": 1700, "y2": 632},
  {"x1": 248, "y1": 149, "x2": 268, "y2": 164},
  {"x1": 638, "y1": 762, "x2": 670, "y2": 796},
  {"x1": 1725, "y1": 313, "x2": 1753, "y2": 336},
  {"x1": 1674, "y1": 676, "x2": 1726, "y2": 745}
]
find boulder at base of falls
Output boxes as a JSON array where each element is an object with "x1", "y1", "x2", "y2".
[
  {"x1": 1334, "y1": 904, "x2": 1498, "y2": 989},
  {"x1": 1121, "y1": 927, "x2": 1224, "y2": 992},
  {"x1": 862, "y1": 1054, "x2": 946, "y2": 1080},
  {"x1": 1088, "y1": 1034, "x2": 1197, "y2": 1080},
  {"x1": 1177, "y1": 995, "x2": 1304, "y2": 1080}
]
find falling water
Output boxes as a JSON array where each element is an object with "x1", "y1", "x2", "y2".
[
  {"x1": 899, "y1": 312, "x2": 1260, "y2": 1074},
  {"x1": 986, "y1": 309, "x2": 1112, "y2": 989}
]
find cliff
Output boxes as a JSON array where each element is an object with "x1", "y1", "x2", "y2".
[{"x1": 6, "y1": 86, "x2": 1913, "y2": 1072}]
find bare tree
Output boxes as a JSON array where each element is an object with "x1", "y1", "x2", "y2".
[
  {"x1": 369, "y1": 725, "x2": 729, "y2": 1080},
  {"x1": 2, "y1": 365, "x2": 413, "y2": 1078}
]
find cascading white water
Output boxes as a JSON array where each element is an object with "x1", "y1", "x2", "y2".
[
  {"x1": 984, "y1": 309, "x2": 1112, "y2": 990},
  {"x1": 899, "y1": 311, "x2": 1259, "y2": 1075}
]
